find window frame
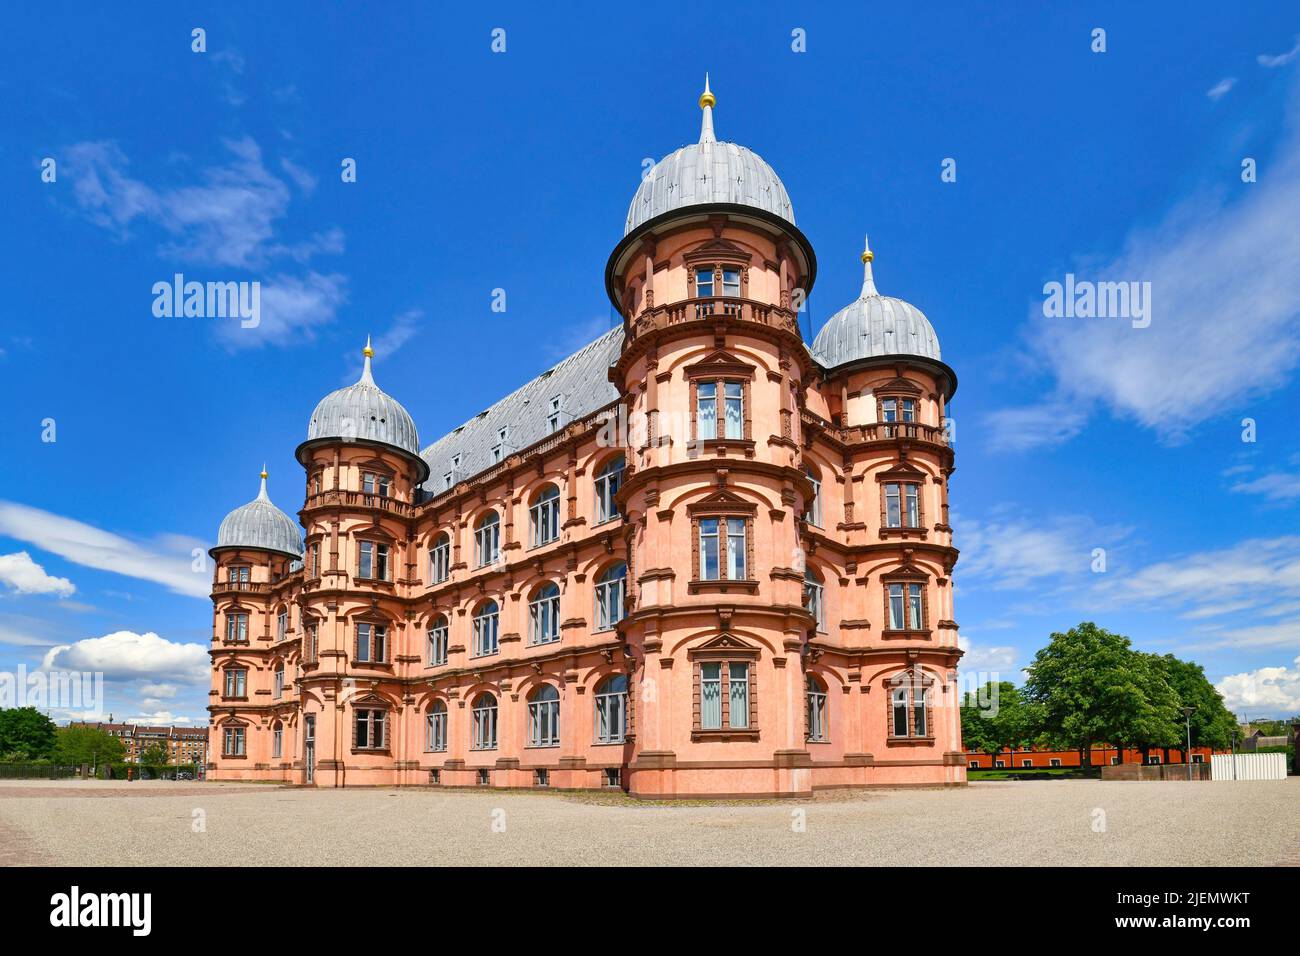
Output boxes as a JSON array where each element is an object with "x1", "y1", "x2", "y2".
[
  {"x1": 528, "y1": 582, "x2": 561, "y2": 645},
  {"x1": 472, "y1": 600, "x2": 500, "y2": 658},
  {"x1": 594, "y1": 674, "x2": 629, "y2": 744},
  {"x1": 529, "y1": 484, "x2": 561, "y2": 548},
  {"x1": 527, "y1": 684, "x2": 561, "y2": 748},
  {"x1": 474, "y1": 511, "x2": 501, "y2": 568},
  {"x1": 427, "y1": 615, "x2": 449, "y2": 666},
  {"x1": 594, "y1": 562, "x2": 627, "y2": 631},
  {"x1": 471, "y1": 694, "x2": 498, "y2": 751}
]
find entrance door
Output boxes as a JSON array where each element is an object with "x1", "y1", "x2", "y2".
[{"x1": 304, "y1": 715, "x2": 315, "y2": 784}]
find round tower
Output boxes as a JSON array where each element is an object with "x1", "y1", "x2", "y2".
[
  {"x1": 209, "y1": 468, "x2": 304, "y2": 780},
  {"x1": 607, "y1": 79, "x2": 825, "y2": 797},
  {"x1": 294, "y1": 339, "x2": 426, "y2": 787}
]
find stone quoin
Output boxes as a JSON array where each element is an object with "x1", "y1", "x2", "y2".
[{"x1": 207, "y1": 78, "x2": 964, "y2": 797}]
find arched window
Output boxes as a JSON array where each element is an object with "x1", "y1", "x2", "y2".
[
  {"x1": 806, "y1": 675, "x2": 828, "y2": 742},
  {"x1": 272, "y1": 721, "x2": 284, "y2": 759},
  {"x1": 426, "y1": 700, "x2": 447, "y2": 752},
  {"x1": 892, "y1": 687, "x2": 909, "y2": 737},
  {"x1": 472, "y1": 600, "x2": 499, "y2": 657},
  {"x1": 595, "y1": 456, "x2": 625, "y2": 523},
  {"x1": 428, "y1": 532, "x2": 451, "y2": 584},
  {"x1": 594, "y1": 674, "x2": 628, "y2": 744},
  {"x1": 803, "y1": 567, "x2": 825, "y2": 632},
  {"x1": 530, "y1": 484, "x2": 560, "y2": 547},
  {"x1": 529, "y1": 582, "x2": 561, "y2": 645},
  {"x1": 594, "y1": 562, "x2": 627, "y2": 630},
  {"x1": 528, "y1": 684, "x2": 560, "y2": 748},
  {"x1": 474, "y1": 511, "x2": 500, "y2": 567},
  {"x1": 427, "y1": 614, "x2": 449, "y2": 666},
  {"x1": 471, "y1": 693, "x2": 498, "y2": 750},
  {"x1": 804, "y1": 465, "x2": 822, "y2": 528},
  {"x1": 273, "y1": 663, "x2": 285, "y2": 699}
]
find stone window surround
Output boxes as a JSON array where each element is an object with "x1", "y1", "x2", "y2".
[
  {"x1": 689, "y1": 638, "x2": 760, "y2": 741},
  {"x1": 886, "y1": 667, "x2": 936, "y2": 743},
  {"x1": 687, "y1": 494, "x2": 758, "y2": 594},
  {"x1": 880, "y1": 566, "x2": 931, "y2": 639}
]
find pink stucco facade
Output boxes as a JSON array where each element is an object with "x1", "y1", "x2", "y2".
[{"x1": 208, "y1": 92, "x2": 964, "y2": 797}]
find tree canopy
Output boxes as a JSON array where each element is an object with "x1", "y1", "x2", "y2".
[
  {"x1": 0, "y1": 707, "x2": 58, "y2": 760},
  {"x1": 54, "y1": 726, "x2": 127, "y2": 767}
]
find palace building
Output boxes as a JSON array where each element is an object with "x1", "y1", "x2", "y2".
[{"x1": 207, "y1": 80, "x2": 964, "y2": 797}]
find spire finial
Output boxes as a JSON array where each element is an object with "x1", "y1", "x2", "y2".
[
  {"x1": 698, "y1": 73, "x2": 716, "y2": 144},
  {"x1": 860, "y1": 234, "x2": 878, "y2": 298},
  {"x1": 257, "y1": 465, "x2": 269, "y2": 501},
  {"x1": 360, "y1": 335, "x2": 376, "y2": 385}
]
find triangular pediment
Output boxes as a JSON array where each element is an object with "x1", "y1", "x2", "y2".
[
  {"x1": 687, "y1": 488, "x2": 758, "y2": 514},
  {"x1": 696, "y1": 633, "x2": 758, "y2": 652}
]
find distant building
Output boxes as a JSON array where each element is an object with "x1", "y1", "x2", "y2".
[
  {"x1": 68, "y1": 721, "x2": 208, "y2": 769},
  {"x1": 965, "y1": 744, "x2": 1220, "y2": 769}
]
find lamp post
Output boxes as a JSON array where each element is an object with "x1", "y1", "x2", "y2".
[{"x1": 1181, "y1": 706, "x2": 1196, "y2": 781}]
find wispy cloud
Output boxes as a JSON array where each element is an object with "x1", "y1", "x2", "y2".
[
  {"x1": 1229, "y1": 467, "x2": 1300, "y2": 503},
  {"x1": 980, "y1": 401, "x2": 1087, "y2": 452},
  {"x1": 216, "y1": 271, "x2": 348, "y2": 350},
  {"x1": 1206, "y1": 77, "x2": 1237, "y2": 100},
  {"x1": 992, "y1": 92, "x2": 1300, "y2": 446},
  {"x1": 342, "y1": 309, "x2": 424, "y2": 382},
  {"x1": 0, "y1": 502, "x2": 209, "y2": 599},
  {"x1": 954, "y1": 511, "x2": 1129, "y2": 590},
  {"x1": 1258, "y1": 37, "x2": 1300, "y2": 68},
  {"x1": 0, "y1": 551, "x2": 75, "y2": 597}
]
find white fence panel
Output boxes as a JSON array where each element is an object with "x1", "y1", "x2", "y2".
[{"x1": 1210, "y1": 752, "x2": 1287, "y2": 781}]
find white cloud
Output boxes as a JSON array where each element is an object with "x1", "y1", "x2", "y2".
[
  {"x1": 954, "y1": 512, "x2": 1126, "y2": 590},
  {"x1": 980, "y1": 401, "x2": 1087, "y2": 452},
  {"x1": 124, "y1": 710, "x2": 194, "y2": 726},
  {"x1": 0, "y1": 551, "x2": 75, "y2": 597},
  {"x1": 216, "y1": 271, "x2": 348, "y2": 349},
  {"x1": 279, "y1": 156, "x2": 317, "y2": 194},
  {"x1": 957, "y1": 636, "x2": 1018, "y2": 673},
  {"x1": 1216, "y1": 656, "x2": 1300, "y2": 714},
  {"x1": 139, "y1": 682, "x2": 179, "y2": 699},
  {"x1": 997, "y1": 93, "x2": 1300, "y2": 445},
  {"x1": 1258, "y1": 37, "x2": 1300, "y2": 68},
  {"x1": 1107, "y1": 535, "x2": 1300, "y2": 610},
  {"x1": 1207, "y1": 77, "x2": 1237, "y2": 100},
  {"x1": 0, "y1": 501, "x2": 210, "y2": 599},
  {"x1": 1229, "y1": 470, "x2": 1300, "y2": 502},
  {"x1": 40, "y1": 631, "x2": 209, "y2": 684}
]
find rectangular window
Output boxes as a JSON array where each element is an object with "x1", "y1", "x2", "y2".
[
  {"x1": 358, "y1": 541, "x2": 389, "y2": 580},
  {"x1": 697, "y1": 382, "x2": 717, "y2": 440},
  {"x1": 276, "y1": 611, "x2": 287, "y2": 641},
  {"x1": 228, "y1": 566, "x2": 250, "y2": 586},
  {"x1": 699, "y1": 518, "x2": 720, "y2": 580},
  {"x1": 307, "y1": 542, "x2": 320, "y2": 579},
  {"x1": 1022, "y1": 759, "x2": 1032, "y2": 768},
  {"x1": 547, "y1": 396, "x2": 562, "y2": 433},
  {"x1": 426, "y1": 712, "x2": 447, "y2": 752},
  {"x1": 728, "y1": 663, "x2": 749, "y2": 729},
  {"x1": 273, "y1": 668, "x2": 284, "y2": 699},
  {"x1": 908, "y1": 583, "x2": 924, "y2": 630},
  {"x1": 355, "y1": 623, "x2": 387, "y2": 663},
  {"x1": 696, "y1": 267, "x2": 714, "y2": 298},
  {"x1": 726, "y1": 518, "x2": 746, "y2": 580},
  {"x1": 721, "y1": 267, "x2": 740, "y2": 297},
  {"x1": 272, "y1": 727, "x2": 283, "y2": 759},
  {"x1": 305, "y1": 623, "x2": 318, "y2": 663},
  {"x1": 892, "y1": 690, "x2": 908, "y2": 736},
  {"x1": 223, "y1": 727, "x2": 245, "y2": 757},
  {"x1": 1050, "y1": 758, "x2": 1063, "y2": 768},
  {"x1": 723, "y1": 382, "x2": 743, "y2": 439},
  {"x1": 700, "y1": 663, "x2": 722, "y2": 730},
  {"x1": 429, "y1": 539, "x2": 450, "y2": 584},
  {"x1": 354, "y1": 709, "x2": 386, "y2": 750},
  {"x1": 224, "y1": 669, "x2": 247, "y2": 698},
  {"x1": 888, "y1": 584, "x2": 905, "y2": 630},
  {"x1": 362, "y1": 473, "x2": 390, "y2": 497},
  {"x1": 225, "y1": 613, "x2": 248, "y2": 644},
  {"x1": 427, "y1": 622, "x2": 448, "y2": 666},
  {"x1": 913, "y1": 691, "x2": 927, "y2": 737}
]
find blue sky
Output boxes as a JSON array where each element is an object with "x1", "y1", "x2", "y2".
[{"x1": 2, "y1": 2, "x2": 1299, "y2": 726}]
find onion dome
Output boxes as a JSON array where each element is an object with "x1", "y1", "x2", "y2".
[
  {"x1": 810, "y1": 236, "x2": 942, "y2": 368},
  {"x1": 307, "y1": 337, "x2": 420, "y2": 455},
  {"x1": 216, "y1": 467, "x2": 303, "y2": 558},
  {"x1": 624, "y1": 74, "x2": 795, "y2": 235}
]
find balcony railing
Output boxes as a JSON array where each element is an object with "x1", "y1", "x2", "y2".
[
  {"x1": 303, "y1": 489, "x2": 415, "y2": 518},
  {"x1": 801, "y1": 410, "x2": 950, "y2": 448},
  {"x1": 212, "y1": 581, "x2": 270, "y2": 595},
  {"x1": 629, "y1": 296, "x2": 799, "y2": 341}
]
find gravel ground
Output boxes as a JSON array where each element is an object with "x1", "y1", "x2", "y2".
[{"x1": 0, "y1": 778, "x2": 1295, "y2": 866}]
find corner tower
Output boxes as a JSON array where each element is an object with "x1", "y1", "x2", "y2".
[{"x1": 607, "y1": 80, "x2": 828, "y2": 797}]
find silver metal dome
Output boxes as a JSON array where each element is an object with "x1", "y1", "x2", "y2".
[
  {"x1": 810, "y1": 238, "x2": 942, "y2": 368},
  {"x1": 624, "y1": 77, "x2": 794, "y2": 236},
  {"x1": 216, "y1": 472, "x2": 303, "y2": 557},
  {"x1": 307, "y1": 339, "x2": 420, "y2": 455}
]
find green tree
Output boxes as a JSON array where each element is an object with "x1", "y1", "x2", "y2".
[
  {"x1": 0, "y1": 707, "x2": 58, "y2": 760},
  {"x1": 1153, "y1": 654, "x2": 1238, "y2": 752},
  {"x1": 54, "y1": 726, "x2": 127, "y2": 770},
  {"x1": 1023, "y1": 622, "x2": 1179, "y2": 770},
  {"x1": 138, "y1": 742, "x2": 171, "y2": 775},
  {"x1": 960, "y1": 681, "x2": 1032, "y2": 765}
]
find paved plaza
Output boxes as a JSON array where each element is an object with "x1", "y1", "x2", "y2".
[{"x1": 0, "y1": 777, "x2": 1295, "y2": 866}]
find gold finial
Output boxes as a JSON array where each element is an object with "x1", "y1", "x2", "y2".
[
  {"x1": 362, "y1": 334, "x2": 374, "y2": 359},
  {"x1": 699, "y1": 72, "x2": 716, "y2": 110},
  {"x1": 260, "y1": 463, "x2": 268, "y2": 480},
  {"x1": 861, "y1": 234, "x2": 874, "y2": 263}
]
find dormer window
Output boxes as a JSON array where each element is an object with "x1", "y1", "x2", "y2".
[{"x1": 547, "y1": 396, "x2": 562, "y2": 433}]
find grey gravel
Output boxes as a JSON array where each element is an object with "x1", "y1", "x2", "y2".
[{"x1": 0, "y1": 778, "x2": 1295, "y2": 866}]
